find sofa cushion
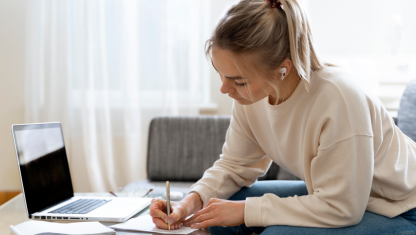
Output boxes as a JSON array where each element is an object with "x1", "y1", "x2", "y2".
[
  {"x1": 146, "y1": 116, "x2": 300, "y2": 182},
  {"x1": 147, "y1": 116, "x2": 230, "y2": 181}
]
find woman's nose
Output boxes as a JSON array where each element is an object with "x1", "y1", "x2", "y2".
[{"x1": 220, "y1": 78, "x2": 235, "y2": 94}]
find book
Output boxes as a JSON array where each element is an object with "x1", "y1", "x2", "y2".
[{"x1": 9, "y1": 220, "x2": 115, "y2": 235}]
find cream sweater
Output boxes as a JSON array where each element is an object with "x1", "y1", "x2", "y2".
[{"x1": 189, "y1": 67, "x2": 416, "y2": 228}]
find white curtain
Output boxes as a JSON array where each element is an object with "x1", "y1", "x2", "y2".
[{"x1": 25, "y1": 0, "x2": 211, "y2": 192}]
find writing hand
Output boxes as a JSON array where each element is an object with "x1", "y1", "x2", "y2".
[
  {"x1": 183, "y1": 198, "x2": 245, "y2": 229},
  {"x1": 149, "y1": 198, "x2": 185, "y2": 230}
]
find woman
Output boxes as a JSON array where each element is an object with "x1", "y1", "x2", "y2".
[{"x1": 149, "y1": 0, "x2": 416, "y2": 234}]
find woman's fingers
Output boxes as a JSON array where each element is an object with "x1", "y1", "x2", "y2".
[
  {"x1": 183, "y1": 204, "x2": 215, "y2": 226},
  {"x1": 185, "y1": 197, "x2": 217, "y2": 223},
  {"x1": 185, "y1": 204, "x2": 214, "y2": 221},
  {"x1": 184, "y1": 212, "x2": 215, "y2": 227},
  {"x1": 183, "y1": 214, "x2": 196, "y2": 225},
  {"x1": 202, "y1": 198, "x2": 217, "y2": 208},
  {"x1": 152, "y1": 199, "x2": 167, "y2": 209},
  {"x1": 152, "y1": 217, "x2": 168, "y2": 229},
  {"x1": 190, "y1": 218, "x2": 217, "y2": 229},
  {"x1": 168, "y1": 209, "x2": 183, "y2": 224},
  {"x1": 149, "y1": 208, "x2": 168, "y2": 222},
  {"x1": 150, "y1": 199, "x2": 189, "y2": 230},
  {"x1": 149, "y1": 200, "x2": 166, "y2": 215},
  {"x1": 149, "y1": 199, "x2": 170, "y2": 224},
  {"x1": 165, "y1": 201, "x2": 188, "y2": 225},
  {"x1": 185, "y1": 199, "x2": 245, "y2": 228},
  {"x1": 183, "y1": 212, "x2": 200, "y2": 226},
  {"x1": 152, "y1": 217, "x2": 182, "y2": 230}
]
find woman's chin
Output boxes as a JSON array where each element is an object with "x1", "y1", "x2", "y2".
[{"x1": 235, "y1": 98, "x2": 252, "y2": 105}]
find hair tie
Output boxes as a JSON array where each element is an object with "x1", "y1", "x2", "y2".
[{"x1": 266, "y1": 0, "x2": 283, "y2": 9}]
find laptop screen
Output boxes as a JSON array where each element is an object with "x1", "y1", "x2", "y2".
[{"x1": 12, "y1": 123, "x2": 73, "y2": 216}]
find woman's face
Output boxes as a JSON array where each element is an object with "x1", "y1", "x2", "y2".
[{"x1": 211, "y1": 48, "x2": 276, "y2": 105}]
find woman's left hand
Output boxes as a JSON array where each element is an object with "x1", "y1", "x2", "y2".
[{"x1": 183, "y1": 198, "x2": 245, "y2": 229}]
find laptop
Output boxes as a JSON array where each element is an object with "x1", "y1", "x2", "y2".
[{"x1": 11, "y1": 122, "x2": 151, "y2": 222}]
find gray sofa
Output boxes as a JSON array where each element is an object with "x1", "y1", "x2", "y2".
[
  {"x1": 124, "y1": 80, "x2": 416, "y2": 199},
  {"x1": 124, "y1": 116, "x2": 299, "y2": 197}
]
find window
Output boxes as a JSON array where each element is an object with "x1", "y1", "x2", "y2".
[{"x1": 305, "y1": 0, "x2": 416, "y2": 115}]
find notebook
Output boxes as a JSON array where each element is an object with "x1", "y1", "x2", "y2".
[{"x1": 109, "y1": 215, "x2": 198, "y2": 234}]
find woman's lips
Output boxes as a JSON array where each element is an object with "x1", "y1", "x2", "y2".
[{"x1": 229, "y1": 95, "x2": 242, "y2": 100}]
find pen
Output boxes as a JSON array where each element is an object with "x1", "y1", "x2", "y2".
[{"x1": 166, "y1": 181, "x2": 170, "y2": 230}]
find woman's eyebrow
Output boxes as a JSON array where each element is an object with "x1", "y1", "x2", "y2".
[
  {"x1": 211, "y1": 61, "x2": 243, "y2": 80},
  {"x1": 225, "y1": 75, "x2": 243, "y2": 80}
]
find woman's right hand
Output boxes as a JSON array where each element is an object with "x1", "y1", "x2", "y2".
[
  {"x1": 149, "y1": 198, "x2": 189, "y2": 229},
  {"x1": 149, "y1": 192, "x2": 203, "y2": 230}
]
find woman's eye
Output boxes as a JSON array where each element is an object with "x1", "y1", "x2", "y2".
[{"x1": 235, "y1": 82, "x2": 246, "y2": 87}]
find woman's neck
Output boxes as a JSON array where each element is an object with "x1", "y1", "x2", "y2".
[{"x1": 268, "y1": 71, "x2": 301, "y2": 105}]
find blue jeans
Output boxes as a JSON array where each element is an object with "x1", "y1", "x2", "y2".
[{"x1": 209, "y1": 181, "x2": 416, "y2": 235}]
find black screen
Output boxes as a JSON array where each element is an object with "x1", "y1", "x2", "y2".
[{"x1": 13, "y1": 123, "x2": 74, "y2": 215}]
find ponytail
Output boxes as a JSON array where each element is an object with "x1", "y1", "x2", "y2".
[{"x1": 280, "y1": 0, "x2": 324, "y2": 91}]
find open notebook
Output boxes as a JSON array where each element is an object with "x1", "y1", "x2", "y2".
[{"x1": 109, "y1": 215, "x2": 197, "y2": 234}]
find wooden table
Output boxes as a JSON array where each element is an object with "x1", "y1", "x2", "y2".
[{"x1": 0, "y1": 193, "x2": 209, "y2": 234}]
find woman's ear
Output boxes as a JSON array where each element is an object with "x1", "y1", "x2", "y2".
[{"x1": 276, "y1": 59, "x2": 292, "y2": 80}]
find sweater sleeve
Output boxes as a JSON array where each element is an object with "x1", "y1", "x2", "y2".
[
  {"x1": 189, "y1": 102, "x2": 271, "y2": 205},
  {"x1": 245, "y1": 134, "x2": 374, "y2": 228}
]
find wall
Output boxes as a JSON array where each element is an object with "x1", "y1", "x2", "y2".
[{"x1": 0, "y1": 0, "x2": 26, "y2": 191}]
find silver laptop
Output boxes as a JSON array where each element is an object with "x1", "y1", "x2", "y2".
[{"x1": 11, "y1": 122, "x2": 151, "y2": 222}]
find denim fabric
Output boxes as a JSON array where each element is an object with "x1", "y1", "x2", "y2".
[{"x1": 209, "y1": 181, "x2": 416, "y2": 235}]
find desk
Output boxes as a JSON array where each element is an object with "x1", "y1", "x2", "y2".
[{"x1": 0, "y1": 193, "x2": 209, "y2": 235}]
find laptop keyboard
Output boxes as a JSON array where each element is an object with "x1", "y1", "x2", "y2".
[{"x1": 49, "y1": 199, "x2": 111, "y2": 214}]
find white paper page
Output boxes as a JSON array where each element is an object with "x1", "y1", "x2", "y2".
[
  {"x1": 109, "y1": 215, "x2": 198, "y2": 234},
  {"x1": 10, "y1": 221, "x2": 115, "y2": 235}
]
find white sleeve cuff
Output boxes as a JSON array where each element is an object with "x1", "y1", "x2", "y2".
[{"x1": 244, "y1": 196, "x2": 264, "y2": 227}]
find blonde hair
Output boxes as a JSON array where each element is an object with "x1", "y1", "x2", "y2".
[{"x1": 206, "y1": 0, "x2": 326, "y2": 97}]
